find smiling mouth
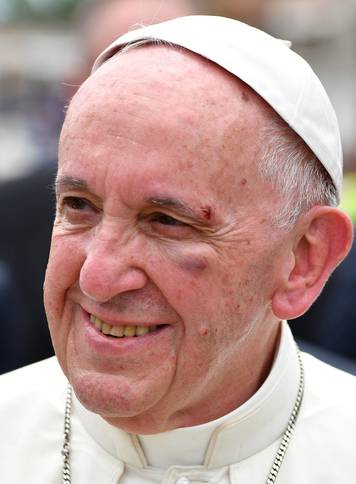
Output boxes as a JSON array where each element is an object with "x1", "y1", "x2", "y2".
[{"x1": 89, "y1": 314, "x2": 160, "y2": 338}]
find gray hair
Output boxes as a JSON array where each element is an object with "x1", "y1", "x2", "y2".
[
  {"x1": 102, "y1": 39, "x2": 339, "y2": 229},
  {"x1": 259, "y1": 116, "x2": 338, "y2": 229}
]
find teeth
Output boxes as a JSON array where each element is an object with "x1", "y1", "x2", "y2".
[
  {"x1": 90, "y1": 314, "x2": 102, "y2": 330},
  {"x1": 101, "y1": 323, "x2": 111, "y2": 335},
  {"x1": 124, "y1": 326, "x2": 136, "y2": 337},
  {"x1": 90, "y1": 315, "x2": 157, "y2": 338},
  {"x1": 136, "y1": 326, "x2": 149, "y2": 336},
  {"x1": 110, "y1": 326, "x2": 124, "y2": 337}
]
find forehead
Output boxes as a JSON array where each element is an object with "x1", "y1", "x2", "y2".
[
  {"x1": 64, "y1": 44, "x2": 270, "y2": 138},
  {"x1": 59, "y1": 46, "x2": 272, "y2": 206}
]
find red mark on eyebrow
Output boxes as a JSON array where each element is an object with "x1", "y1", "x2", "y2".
[{"x1": 201, "y1": 206, "x2": 212, "y2": 220}]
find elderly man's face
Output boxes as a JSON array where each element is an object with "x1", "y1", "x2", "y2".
[{"x1": 45, "y1": 47, "x2": 288, "y2": 433}]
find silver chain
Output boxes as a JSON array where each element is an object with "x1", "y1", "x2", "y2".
[
  {"x1": 61, "y1": 346, "x2": 304, "y2": 484},
  {"x1": 266, "y1": 347, "x2": 304, "y2": 483},
  {"x1": 62, "y1": 383, "x2": 72, "y2": 484}
]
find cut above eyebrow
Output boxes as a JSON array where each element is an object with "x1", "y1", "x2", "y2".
[{"x1": 55, "y1": 176, "x2": 90, "y2": 194}]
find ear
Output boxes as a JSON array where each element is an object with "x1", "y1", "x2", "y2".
[{"x1": 272, "y1": 206, "x2": 354, "y2": 320}]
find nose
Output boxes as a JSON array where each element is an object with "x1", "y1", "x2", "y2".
[{"x1": 79, "y1": 230, "x2": 148, "y2": 303}]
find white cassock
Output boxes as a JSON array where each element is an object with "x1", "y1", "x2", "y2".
[{"x1": 1, "y1": 322, "x2": 356, "y2": 483}]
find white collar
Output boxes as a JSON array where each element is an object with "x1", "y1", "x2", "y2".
[{"x1": 74, "y1": 321, "x2": 300, "y2": 469}]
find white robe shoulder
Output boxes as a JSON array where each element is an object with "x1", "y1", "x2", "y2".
[{"x1": 1, "y1": 354, "x2": 356, "y2": 483}]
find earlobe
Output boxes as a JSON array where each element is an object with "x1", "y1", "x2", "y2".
[{"x1": 272, "y1": 207, "x2": 354, "y2": 320}]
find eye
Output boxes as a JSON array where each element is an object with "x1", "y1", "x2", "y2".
[
  {"x1": 61, "y1": 196, "x2": 91, "y2": 211},
  {"x1": 148, "y1": 212, "x2": 187, "y2": 227},
  {"x1": 139, "y1": 211, "x2": 196, "y2": 240},
  {"x1": 57, "y1": 195, "x2": 99, "y2": 227}
]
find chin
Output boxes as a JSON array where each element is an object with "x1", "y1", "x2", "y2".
[{"x1": 69, "y1": 366, "x2": 166, "y2": 422}]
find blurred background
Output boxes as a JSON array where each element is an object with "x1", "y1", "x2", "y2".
[{"x1": 0, "y1": 0, "x2": 355, "y2": 374}]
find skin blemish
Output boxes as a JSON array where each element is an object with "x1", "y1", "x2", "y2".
[
  {"x1": 242, "y1": 91, "x2": 250, "y2": 102},
  {"x1": 240, "y1": 178, "x2": 247, "y2": 186},
  {"x1": 198, "y1": 326, "x2": 210, "y2": 337},
  {"x1": 200, "y1": 206, "x2": 212, "y2": 220}
]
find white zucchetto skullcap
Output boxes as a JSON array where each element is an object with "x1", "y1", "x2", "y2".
[{"x1": 92, "y1": 15, "x2": 343, "y2": 198}]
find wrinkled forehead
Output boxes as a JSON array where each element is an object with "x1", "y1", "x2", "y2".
[
  {"x1": 59, "y1": 45, "x2": 270, "y2": 204},
  {"x1": 66, "y1": 42, "x2": 273, "y2": 134},
  {"x1": 63, "y1": 44, "x2": 277, "y2": 146}
]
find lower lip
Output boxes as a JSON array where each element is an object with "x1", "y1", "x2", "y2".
[{"x1": 80, "y1": 311, "x2": 172, "y2": 356}]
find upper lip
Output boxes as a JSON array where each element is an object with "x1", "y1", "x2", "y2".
[{"x1": 82, "y1": 307, "x2": 168, "y2": 328}]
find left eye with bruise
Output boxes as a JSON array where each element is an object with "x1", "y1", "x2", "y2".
[
  {"x1": 138, "y1": 211, "x2": 196, "y2": 240},
  {"x1": 148, "y1": 213, "x2": 188, "y2": 226}
]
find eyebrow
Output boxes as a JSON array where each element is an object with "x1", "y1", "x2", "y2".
[
  {"x1": 54, "y1": 178, "x2": 211, "y2": 223},
  {"x1": 54, "y1": 176, "x2": 90, "y2": 194}
]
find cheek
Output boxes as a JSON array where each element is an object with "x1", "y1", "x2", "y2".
[
  {"x1": 44, "y1": 235, "x2": 85, "y2": 318},
  {"x1": 147, "y1": 243, "x2": 210, "y2": 296},
  {"x1": 172, "y1": 252, "x2": 263, "y2": 346},
  {"x1": 157, "y1": 246, "x2": 234, "y2": 309},
  {"x1": 44, "y1": 235, "x2": 86, "y2": 372},
  {"x1": 154, "y1": 242, "x2": 264, "y2": 318}
]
